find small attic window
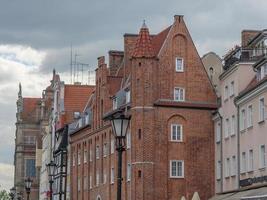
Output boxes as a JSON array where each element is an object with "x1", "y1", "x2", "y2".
[
  {"x1": 176, "y1": 58, "x2": 184, "y2": 72},
  {"x1": 113, "y1": 98, "x2": 117, "y2": 110},
  {"x1": 74, "y1": 112, "x2": 80, "y2": 119}
]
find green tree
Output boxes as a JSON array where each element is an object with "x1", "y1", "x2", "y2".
[{"x1": 0, "y1": 189, "x2": 10, "y2": 200}]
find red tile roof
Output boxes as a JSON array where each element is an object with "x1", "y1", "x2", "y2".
[
  {"x1": 63, "y1": 85, "x2": 95, "y2": 124},
  {"x1": 22, "y1": 98, "x2": 41, "y2": 122},
  {"x1": 132, "y1": 24, "x2": 171, "y2": 58},
  {"x1": 132, "y1": 24, "x2": 154, "y2": 58}
]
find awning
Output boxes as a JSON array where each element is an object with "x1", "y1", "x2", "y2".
[{"x1": 210, "y1": 187, "x2": 267, "y2": 200}]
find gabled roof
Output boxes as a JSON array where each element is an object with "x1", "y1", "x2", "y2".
[{"x1": 152, "y1": 25, "x2": 171, "y2": 56}]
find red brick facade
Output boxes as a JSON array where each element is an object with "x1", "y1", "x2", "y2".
[{"x1": 70, "y1": 15, "x2": 217, "y2": 200}]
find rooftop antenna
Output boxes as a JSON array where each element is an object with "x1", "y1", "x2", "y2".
[
  {"x1": 70, "y1": 44, "x2": 73, "y2": 84},
  {"x1": 74, "y1": 53, "x2": 80, "y2": 83}
]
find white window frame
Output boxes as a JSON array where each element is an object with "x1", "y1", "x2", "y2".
[
  {"x1": 96, "y1": 171, "x2": 99, "y2": 186},
  {"x1": 127, "y1": 163, "x2": 131, "y2": 181},
  {"x1": 224, "y1": 85, "x2": 229, "y2": 100},
  {"x1": 89, "y1": 149, "x2": 92, "y2": 162},
  {"x1": 216, "y1": 122, "x2": 221, "y2": 143},
  {"x1": 103, "y1": 143, "x2": 108, "y2": 157},
  {"x1": 248, "y1": 149, "x2": 253, "y2": 172},
  {"x1": 111, "y1": 138, "x2": 115, "y2": 154},
  {"x1": 231, "y1": 115, "x2": 235, "y2": 136},
  {"x1": 230, "y1": 81, "x2": 235, "y2": 97},
  {"x1": 216, "y1": 160, "x2": 221, "y2": 180},
  {"x1": 241, "y1": 152, "x2": 247, "y2": 173},
  {"x1": 103, "y1": 170, "x2": 107, "y2": 184},
  {"x1": 111, "y1": 167, "x2": 114, "y2": 184},
  {"x1": 113, "y1": 98, "x2": 117, "y2": 110},
  {"x1": 174, "y1": 87, "x2": 185, "y2": 102},
  {"x1": 126, "y1": 90, "x2": 131, "y2": 104},
  {"x1": 73, "y1": 153, "x2": 75, "y2": 166},
  {"x1": 96, "y1": 145, "x2": 100, "y2": 159},
  {"x1": 259, "y1": 145, "x2": 266, "y2": 169},
  {"x1": 84, "y1": 150, "x2": 87, "y2": 163},
  {"x1": 225, "y1": 118, "x2": 230, "y2": 138},
  {"x1": 240, "y1": 109, "x2": 246, "y2": 131},
  {"x1": 78, "y1": 152, "x2": 81, "y2": 165},
  {"x1": 231, "y1": 156, "x2": 236, "y2": 176},
  {"x1": 170, "y1": 160, "x2": 184, "y2": 178},
  {"x1": 171, "y1": 124, "x2": 183, "y2": 142},
  {"x1": 225, "y1": 158, "x2": 230, "y2": 178},
  {"x1": 89, "y1": 175, "x2": 92, "y2": 189},
  {"x1": 247, "y1": 105, "x2": 253, "y2": 128},
  {"x1": 175, "y1": 57, "x2": 184, "y2": 72},
  {"x1": 259, "y1": 97, "x2": 265, "y2": 122},
  {"x1": 126, "y1": 132, "x2": 131, "y2": 149}
]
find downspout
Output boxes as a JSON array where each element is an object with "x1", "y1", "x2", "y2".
[
  {"x1": 237, "y1": 104, "x2": 240, "y2": 189},
  {"x1": 218, "y1": 111, "x2": 223, "y2": 193}
]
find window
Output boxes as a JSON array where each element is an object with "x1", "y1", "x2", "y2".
[
  {"x1": 96, "y1": 171, "x2": 99, "y2": 186},
  {"x1": 260, "y1": 145, "x2": 266, "y2": 168},
  {"x1": 247, "y1": 105, "x2": 253, "y2": 128},
  {"x1": 78, "y1": 177, "x2": 81, "y2": 191},
  {"x1": 111, "y1": 138, "x2": 115, "y2": 154},
  {"x1": 231, "y1": 115, "x2": 235, "y2": 136},
  {"x1": 241, "y1": 152, "x2": 246, "y2": 173},
  {"x1": 225, "y1": 158, "x2": 230, "y2": 177},
  {"x1": 103, "y1": 170, "x2": 107, "y2": 184},
  {"x1": 89, "y1": 149, "x2": 92, "y2": 162},
  {"x1": 73, "y1": 154, "x2": 75, "y2": 166},
  {"x1": 127, "y1": 163, "x2": 131, "y2": 181},
  {"x1": 96, "y1": 146, "x2": 100, "y2": 159},
  {"x1": 25, "y1": 159, "x2": 36, "y2": 177},
  {"x1": 174, "y1": 87, "x2": 185, "y2": 101},
  {"x1": 175, "y1": 58, "x2": 184, "y2": 72},
  {"x1": 231, "y1": 156, "x2": 236, "y2": 176},
  {"x1": 225, "y1": 118, "x2": 230, "y2": 138},
  {"x1": 78, "y1": 118, "x2": 83, "y2": 128},
  {"x1": 126, "y1": 132, "x2": 131, "y2": 149},
  {"x1": 126, "y1": 90, "x2": 131, "y2": 103},
  {"x1": 84, "y1": 176, "x2": 87, "y2": 190},
  {"x1": 170, "y1": 160, "x2": 184, "y2": 178},
  {"x1": 78, "y1": 152, "x2": 81, "y2": 165},
  {"x1": 216, "y1": 122, "x2": 221, "y2": 143},
  {"x1": 111, "y1": 168, "x2": 114, "y2": 184},
  {"x1": 259, "y1": 98, "x2": 265, "y2": 122},
  {"x1": 103, "y1": 143, "x2": 107, "y2": 157},
  {"x1": 216, "y1": 161, "x2": 221, "y2": 180},
  {"x1": 84, "y1": 150, "x2": 87, "y2": 163},
  {"x1": 260, "y1": 65, "x2": 267, "y2": 80},
  {"x1": 230, "y1": 81, "x2": 235, "y2": 97},
  {"x1": 24, "y1": 136, "x2": 36, "y2": 145},
  {"x1": 74, "y1": 111, "x2": 80, "y2": 119},
  {"x1": 171, "y1": 124, "x2": 183, "y2": 142},
  {"x1": 248, "y1": 149, "x2": 253, "y2": 172},
  {"x1": 85, "y1": 114, "x2": 90, "y2": 125},
  {"x1": 224, "y1": 85, "x2": 229, "y2": 100},
  {"x1": 240, "y1": 109, "x2": 246, "y2": 131},
  {"x1": 113, "y1": 98, "x2": 117, "y2": 110},
  {"x1": 89, "y1": 176, "x2": 92, "y2": 189}
]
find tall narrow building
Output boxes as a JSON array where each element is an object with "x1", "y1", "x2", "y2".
[
  {"x1": 69, "y1": 15, "x2": 218, "y2": 200},
  {"x1": 14, "y1": 83, "x2": 41, "y2": 200}
]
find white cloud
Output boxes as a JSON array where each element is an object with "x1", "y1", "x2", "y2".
[{"x1": 0, "y1": 163, "x2": 14, "y2": 191}]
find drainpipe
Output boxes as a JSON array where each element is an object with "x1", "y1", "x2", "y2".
[
  {"x1": 217, "y1": 111, "x2": 223, "y2": 193},
  {"x1": 237, "y1": 105, "x2": 240, "y2": 189}
]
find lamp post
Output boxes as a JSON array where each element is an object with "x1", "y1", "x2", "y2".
[
  {"x1": 9, "y1": 187, "x2": 16, "y2": 200},
  {"x1": 24, "y1": 177, "x2": 32, "y2": 200},
  {"x1": 46, "y1": 160, "x2": 56, "y2": 200},
  {"x1": 110, "y1": 113, "x2": 131, "y2": 200}
]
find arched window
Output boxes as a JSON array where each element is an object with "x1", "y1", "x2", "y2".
[{"x1": 96, "y1": 195, "x2": 102, "y2": 200}]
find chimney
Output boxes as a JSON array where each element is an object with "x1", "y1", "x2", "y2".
[
  {"x1": 241, "y1": 30, "x2": 260, "y2": 47},
  {"x1": 97, "y1": 56, "x2": 105, "y2": 67},
  {"x1": 108, "y1": 50, "x2": 124, "y2": 76}
]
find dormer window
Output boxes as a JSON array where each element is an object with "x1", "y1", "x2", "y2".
[
  {"x1": 85, "y1": 114, "x2": 90, "y2": 125},
  {"x1": 126, "y1": 90, "x2": 131, "y2": 104},
  {"x1": 176, "y1": 58, "x2": 184, "y2": 72},
  {"x1": 259, "y1": 64, "x2": 267, "y2": 80},
  {"x1": 113, "y1": 97, "x2": 117, "y2": 110},
  {"x1": 74, "y1": 112, "x2": 80, "y2": 119}
]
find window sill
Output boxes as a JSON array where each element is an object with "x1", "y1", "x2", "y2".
[
  {"x1": 231, "y1": 174, "x2": 236, "y2": 177},
  {"x1": 258, "y1": 120, "x2": 265, "y2": 125},
  {"x1": 240, "y1": 171, "x2": 246, "y2": 175},
  {"x1": 170, "y1": 140, "x2": 183, "y2": 143},
  {"x1": 247, "y1": 170, "x2": 254, "y2": 173},
  {"x1": 259, "y1": 167, "x2": 266, "y2": 171},
  {"x1": 230, "y1": 133, "x2": 235, "y2": 137},
  {"x1": 247, "y1": 126, "x2": 253, "y2": 130},
  {"x1": 216, "y1": 141, "x2": 221, "y2": 144},
  {"x1": 224, "y1": 136, "x2": 230, "y2": 140},
  {"x1": 225, "y1": 176, "x2": 230, "y2": 179},
  {"x1": 216, "y1": 178, "x2": 221, "y2": 181},
  {"x1": 170, "y1": 176, "x2": 184, "y2": 179},
  {"x1": 230, "y1": 94, "x2": 235, "y2": 98},
  {"x1": 240, "y1": 129, "x2": 246, "y2": 134}
]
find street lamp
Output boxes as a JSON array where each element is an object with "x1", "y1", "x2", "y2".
[
  {"x1": 110, "y1": 113, "x2": 131, "y2": 200},
  {"x1": 46, "y1": 160, "x2": 56, "y2": 200},
  {"x1": 9, "y1": 187, "x2": 16, "y2": 200},
  {"x1": 24, "y1": 177, "x2": 32, "y2": 200}
]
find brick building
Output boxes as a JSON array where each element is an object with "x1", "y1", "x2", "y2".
[
  {"x1": 14, "y1": 83, "x2": 41, "y2": 200},
  {"x1": 70, "y1": 15, "x2": 218, "y2": 200}
]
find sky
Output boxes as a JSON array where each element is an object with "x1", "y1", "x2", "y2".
[{"x1": 0, "y1": 0, "x2": 267, "y2": 191}]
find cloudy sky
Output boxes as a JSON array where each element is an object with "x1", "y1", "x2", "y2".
[{"x1": 0, "y1": 0, "x2": 267, "y2": 191}]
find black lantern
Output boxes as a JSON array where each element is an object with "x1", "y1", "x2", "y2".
[
  {"x1": 46, "y1": 160, "x2": 56, "y2": 200},
  {"x1": 24, "y1": 177, "x2": 32, "y2": 200},
  {"x1": 110, "y1": 114, "x2": 131, "y2": 200},
  {"x1": 9, "y1": 187, "x2": 16, "y2": 200}
]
